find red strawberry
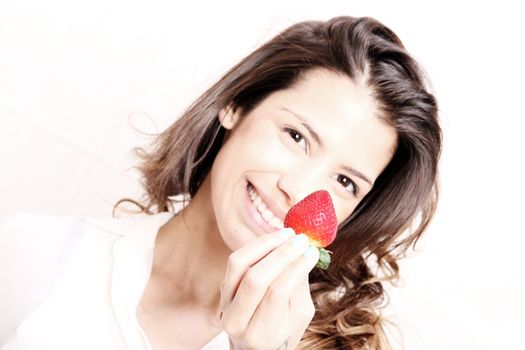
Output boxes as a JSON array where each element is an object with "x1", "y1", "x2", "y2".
[{"x1": 284, "y1": 190, "x2": 337, "y2": 269}]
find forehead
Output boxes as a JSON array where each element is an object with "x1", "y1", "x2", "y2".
[
  {"x1": 289, "y1": 69, "x2": 377, "y2": 123},
  {"x1": 256, "y1": 68, "x2": 398, "y2": 182}
]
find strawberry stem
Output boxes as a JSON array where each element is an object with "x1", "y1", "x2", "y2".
[{"x1": 316, "y1": 248, "x2": 332, "y2": 269}]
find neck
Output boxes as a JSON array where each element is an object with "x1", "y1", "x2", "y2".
[{"x1": 150, "y1": 176, "x2": 230, "y2": 308}]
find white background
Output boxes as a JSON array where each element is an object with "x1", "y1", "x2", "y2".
[{"x1": 1, "y1": 1, "x2": 524, "y2": 349}]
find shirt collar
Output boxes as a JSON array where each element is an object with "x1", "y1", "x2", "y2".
[{"x1": 110, "y1": 212, "x2": 173, "y2": 350}]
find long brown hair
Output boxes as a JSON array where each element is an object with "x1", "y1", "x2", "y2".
[{"x1": 115, "y1": 16, "x2": 442, "y2": 349}]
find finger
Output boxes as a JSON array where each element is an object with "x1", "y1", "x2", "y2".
[
  {"x1": 220, "y1": 228, "x2": 295, "y2": 310},
  {"x1": 248, "y1": 280, "x2": 311, "y2": 350},
  {"x1": 246, "y1": 246, "x2": 319, "y2": 339},
  {"x1": 223, "y1": 234, "x2": 312, "y2": 331},
  {"x1": 289, "y1": 275, "x2": 317, "y2": 329},
  {"x1": 282, "y1": 278, "x2": 317, "y2": 349}
]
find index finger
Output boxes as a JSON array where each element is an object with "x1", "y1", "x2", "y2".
[{"x1": 220, "y1": 228, "x2": 295, "y2": 308}]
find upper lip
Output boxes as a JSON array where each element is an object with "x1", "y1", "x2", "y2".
[{"x1": 249, "y1": 182, "x2": 287, "y2": 221}]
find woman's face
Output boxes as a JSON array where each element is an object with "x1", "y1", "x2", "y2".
[{"x1": 209, "y1": 68, "x2": 397, "y2": 251}]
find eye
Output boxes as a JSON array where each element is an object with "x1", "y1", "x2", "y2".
[
  {"x1": 331, "y1": 174, "x2": 358, "y2": 196},
  {"x1": 284, "y1": 127, "x2": 307, "y2": 151}
]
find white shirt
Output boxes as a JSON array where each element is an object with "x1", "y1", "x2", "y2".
[{"x1": 0, "y1": 212, "x2": 229, "y2": 350}]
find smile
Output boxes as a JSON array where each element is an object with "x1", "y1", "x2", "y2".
[{"x1": 247, "y1": 183, "x2": 284, "y2": 230}]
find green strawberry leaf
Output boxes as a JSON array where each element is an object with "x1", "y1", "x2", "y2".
[{"x1": 315, "y1": 248, "x2": 332, "y2": 269}]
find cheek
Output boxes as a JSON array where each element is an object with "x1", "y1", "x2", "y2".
[
  {"x1": 233, "y1": 126, "x2": 293, "y2": 171},
  {"x1": 209, "y1": 147, "x2": 239, "y2": 224},
  {"x1": 333, "y1": 197, "x2": 361, "y2": 225},
  {"x1": 208, "y1": 155, "x2": 246, "y2": 249}
]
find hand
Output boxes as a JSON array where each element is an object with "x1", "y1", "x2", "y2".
[{"x1": 218, "y1": 229, "x2": 320, "y2": 350}]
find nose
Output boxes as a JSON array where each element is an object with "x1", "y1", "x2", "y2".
[{"x1": 277, "y1": 164, "x2": 327, "y2": 207}]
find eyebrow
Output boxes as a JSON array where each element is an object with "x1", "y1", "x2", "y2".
[
  {"x1": 341, "y1": 166, "x2": 373, "y2": 186},
  {"x1": 280, "y1": 107, "x2": 323, "y2": 147},
  {"x1": 280, "y1": 106, "x2": 374, "y2": 187}
]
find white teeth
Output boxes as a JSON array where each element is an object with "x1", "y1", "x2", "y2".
[
  {"x1": 261, "y1": 209, "x2": 273, "y2": 221},
  {"x1": 270, "y1": 217, "x2": 284, "y2": 229},
  {"x1": 256, "y1": 201, "x2": 266, "y2": 211},
  {"x1": 247, "y1": 183, "x2": 283, "y2": 229}
]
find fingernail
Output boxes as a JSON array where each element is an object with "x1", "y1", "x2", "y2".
[
  {"x1": 303, "y1": 246, "x2": 318, "y2": 260},
  {"x1": 292, "y1": 234, "x2": 309, "y2": 250},
  {"x1": 277, "y1": 228, "x2": 295, "y2": 240}
]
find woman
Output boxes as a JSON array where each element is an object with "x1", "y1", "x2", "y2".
[{"x1": 0, "y1": 16, "x2": 441, "y2": 350}]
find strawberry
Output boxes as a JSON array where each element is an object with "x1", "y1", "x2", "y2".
[{"x1": 284, "y1": 190, "x2": 337, "y2": 269}]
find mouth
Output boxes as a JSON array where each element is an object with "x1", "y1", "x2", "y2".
[{"x1": 246, "y1": 181, "x2": 284, "y2": 233}]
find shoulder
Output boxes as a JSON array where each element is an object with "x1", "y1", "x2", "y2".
[
  {"x1": 0, "y1": 211, "x2": 175, "y2": 285},
  {"x1": 0, "y1": 213, "x2": 87, "y2": 342},
  {"x1": 0, "y1": 212, "x2": 92, "y2": 294},
  {"x1": 0, "y1": 212, "x2": 175, "y2": 275},
  {"x1": 0, "y1": 211, "x2": 173, "y2": 343},
  {"x1": 0, "y1": 211, "x2": 174, "y2": 244},
  {"x1": 0, "y1": 213, "x2": 88, "y2": 260},
  {"x1": 83, "y1": 211, "x2": 174, "y2": 239},
  {"x1": 0, "y1": 212, "x2": 82, "y2": 235}
]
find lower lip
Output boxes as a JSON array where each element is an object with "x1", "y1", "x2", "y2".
[{"x1": 244, "y1": 181, "x2": 280, "y2": 234}]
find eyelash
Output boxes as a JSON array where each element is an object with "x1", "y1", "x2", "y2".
[
  {"x1": 284, "y1": 127, "x2": 308, "y2": 152},
  {"x1": 331, "y1": 174, "x2": 359, "y2": 196},
  {"x1": 284, "y1": 127, "x2": 359, "y2": 196}
]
